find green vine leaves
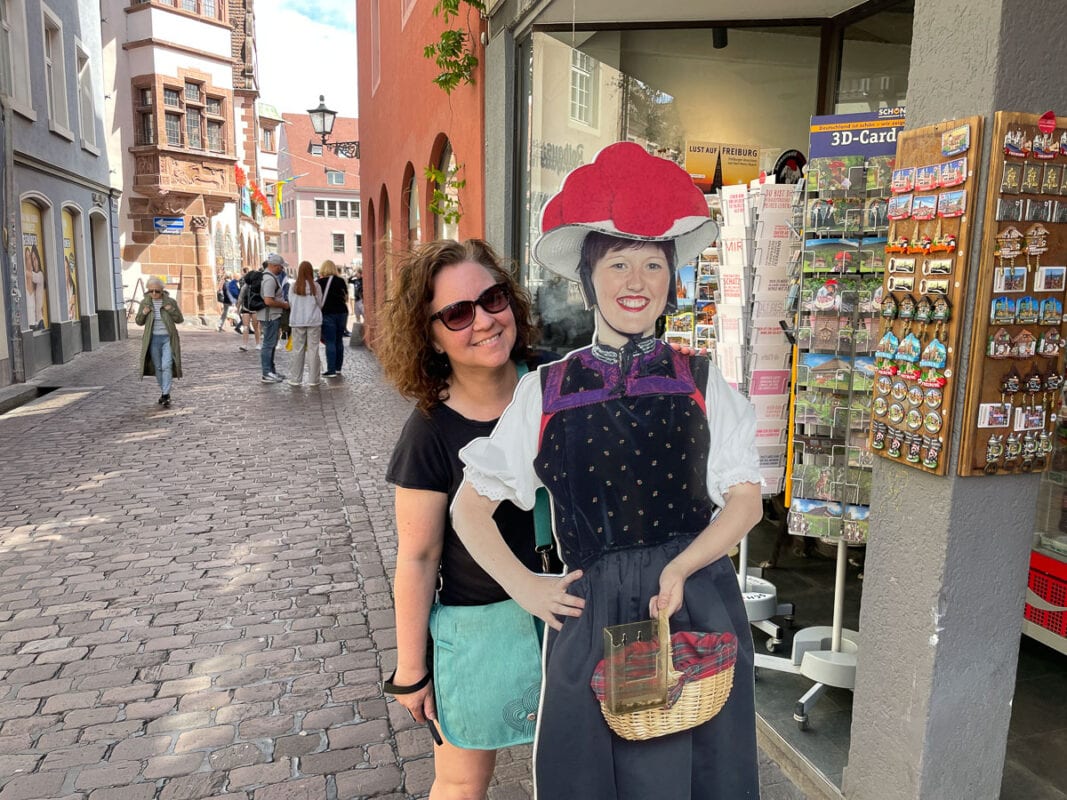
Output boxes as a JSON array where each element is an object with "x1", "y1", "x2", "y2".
[
  {"x1": 424, "y1": 0, "x2": 486, "y2": 94},
  {"x1": 425, "y1": 163, "x2": 466, "y2": 225}
]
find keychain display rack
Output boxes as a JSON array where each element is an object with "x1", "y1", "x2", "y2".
[
  {"x1": 868, "y1": 116, "x2": 983, "y2": 475},
  {"x1": 960, "y1": 111, "x2": 1067, "y2": 476}
]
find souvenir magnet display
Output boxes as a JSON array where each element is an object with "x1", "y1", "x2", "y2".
[{"x1": 960, "y1": 111, "x2": 1067, "y2": 476}]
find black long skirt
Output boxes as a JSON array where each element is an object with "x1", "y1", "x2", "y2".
[{"x1": 533, "y1": 540, "x2": 759, "y2": 800}]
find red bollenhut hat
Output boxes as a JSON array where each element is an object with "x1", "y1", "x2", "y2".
[{"x1": 533, "y1": 142, "x2": 718, "y2": 281}]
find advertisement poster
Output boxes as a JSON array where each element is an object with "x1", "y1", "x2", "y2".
[
  {"x1": 21, "y1": 201, "x2": 50, "y2": 331},
  {"x1": 685, "y1": 141, "x2": 760, "y2": 193},
  {"x1": 62, "y1": 209, "x2": 80, "y2": 321}
]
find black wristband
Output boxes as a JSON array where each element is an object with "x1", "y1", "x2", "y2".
[{"x1": 383, "y1": 670, "x2": 431, "y2": 695}]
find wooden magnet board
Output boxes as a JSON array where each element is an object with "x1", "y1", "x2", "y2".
[
  {"x1": 960, "y1": 111, "x2": 1067, "y2": 476},
  {"x1": 869, "y1": 116, "x2": 983, "y2": 475}
]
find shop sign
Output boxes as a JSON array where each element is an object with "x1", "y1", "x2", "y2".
[
  {"x1": 685, "y1": 141, "x2": 760, "y2": 193},
  {"x1": 809, "y1": 108, "x2": 906, "y2": 159}
]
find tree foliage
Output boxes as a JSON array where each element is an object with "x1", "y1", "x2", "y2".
[{"x1": 424, "y1": 0, "x2": 486, "y2": 94}]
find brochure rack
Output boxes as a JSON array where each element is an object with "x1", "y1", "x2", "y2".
[{"x1": 716, "y1": 182, "x2": 798, "y2": 656}]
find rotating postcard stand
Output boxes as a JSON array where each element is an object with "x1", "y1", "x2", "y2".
[
  {"x1": 715, "y1": 183, "x2": 799, "y2": 659},
  {"x1": 787, "y1": 538, "x2": 860, "y2": 729}
]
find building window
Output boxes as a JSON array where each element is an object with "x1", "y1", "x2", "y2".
[
  {"x1": 315, "y1": 200, "x2": 325, "y2": 217},
  {"x1": 165, "y1": 112, "x2": 182, "y2": 145},
  {"x1": 370, "y1": 0, "x2": 380, "y2": 90},
  {"x1": 164, "y1": 87, "x2": 180, "y2": 107},
  {"x1": 262, "y1": 126, "x2": 274, "y2": 152},
  {"x1": 207, "y1": 120, "x2": 223, "y2": 152},
  {"x1": 327, "y1": 170, "x2": 344, "y2": 185},
  {"x1": 139, "y1": 112, "x2": 155, "y2": 145},
  {"x1": 310, "y1": 143, "x2": 323, "y2": 156},
  {"x1": 354, "y1": 233, "x2": 362, "y2": 251},
  {"x1": 185, "y1": 107, "x2": 202, "y2": 149},
  {"x1": 352, "y1": 200, "x2": 361, "y2": 218},
  {"x1": 139, "y1": 87, "x2": 152, "y2": 106},
  {"x1": 168, "y1": 0, "x2": 221, "y2": 19},
  {"x1": 76, "y1": 45, "x2": 96, "y2": 147},
  {"x1": 569, "y1": 50, "x2": 597, "y2": 127},
  {"x1": 43, "y1": 8, "x2": 70, "y2": 131},
  {"x1": 332, "y1": 233, "x2": 345, "y2": 253},
  {"x1": 206, "y1": 96, "x2": 221, "y2": 115},
  {"x1": 184, "y1": 81, "x2": 200, "y2": 102},
  {"x1": 1, "y1": 0, "x2": 32, "y2": 108}
]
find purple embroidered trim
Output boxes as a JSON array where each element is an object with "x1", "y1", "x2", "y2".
[{"x1": 542, "y1": 344, "x2": 697, "y2": 414}]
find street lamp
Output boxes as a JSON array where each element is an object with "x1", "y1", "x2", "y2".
[{"x1": 307, "y1": 95, "x2": 360, "y2": 159}]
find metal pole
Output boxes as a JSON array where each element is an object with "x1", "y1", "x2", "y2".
[{"x1": 831, "y1": 538, "x2": 847, "y2": 652}]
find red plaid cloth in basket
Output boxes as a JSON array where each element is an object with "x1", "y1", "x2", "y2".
[{"x1": 591, "y1": 631, "x2": 738, "y2": 708}]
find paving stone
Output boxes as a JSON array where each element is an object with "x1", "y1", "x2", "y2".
[
  {"x1": 251, "y1": 776, "x2": 326, "y2": 800},
  {"x1": 87, "y1": 786, "x2": 155, "y2": 800},
  {"x1": 125, "y1": 698, "x2": 177, "y2": 720},
  {"x1": 110, "y1": 735, "x2": 173, "y2": 761},
  {"x1": 0, "y1": 771, "x2": 66, "y2": 800},
  {"x1": 335, "y1": 765, "x2": 404, "y2": 798},
  {"x1": 274, "y1": 732, "x2": 324, "y2": 758},
  {"x1": 158, "y1": 772, "x2": 227, "y2": 800},
  {"x1": 228, "y1": 759, "x2": 291, "y2": 789},
  {"x1": 143, "y1": 752, "x2": 204, "y2": 779},
  {"x1": 174, "y1": 725, "x2": 236, "y2": 752},
  {"x1": 74, "y1": 760, "x2": 141, "y2": 790},
  {"x1": 208, "y1": 741, "x2": 267, "y2": 770},
  {"x1": 177, "y1": 690, "x2": 231, "y2": 712}
]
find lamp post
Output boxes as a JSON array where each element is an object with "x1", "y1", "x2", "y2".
[{"x1": 307, "y1": 96, "x2": 360, "y2": 159}]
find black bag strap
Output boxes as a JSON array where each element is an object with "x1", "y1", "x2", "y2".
[{"x1": 517, "y1": 360, "x2": 554, "y2": 569}]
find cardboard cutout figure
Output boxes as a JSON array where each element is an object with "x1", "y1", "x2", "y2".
[{"x1": 455, "y1": 142, "x2": 762, "y2": 799}]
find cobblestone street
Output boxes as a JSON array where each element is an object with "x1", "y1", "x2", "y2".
[{"x1": 0, "y1": 328, "x2": 804, "y2": 800}]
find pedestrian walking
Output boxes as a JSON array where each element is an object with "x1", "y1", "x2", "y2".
[
  {"x1": 452, "y1": 142, "x2": 764, "y2": 800},
  {"x1": 377, "y1": 239, "x2": 558, "y2": 798},
  {"x1": 317, "y1": 259, "x2": 348, "y2": 378},
  {"x1": 226, "y1": 272, "x2": 242, "y2": 332},
  {"x1": 286, "y1": 260, "x2": 323, "y2": 387},
  {"x1": 216, "y1": 274, "x2": 233, "y2": 331},
  {"x1": 350, "y1": 266, "x2": 364, "y2": 323},
  {"x1": 135, "y1": 276, "x2": 183, "y2": 408},
  {"x1": 237, "y1": 267, "x2": 262, "y2": 351}
]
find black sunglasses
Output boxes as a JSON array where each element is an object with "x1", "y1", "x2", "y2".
[{"x1": 430, "y1": 283, "x2": 511, "y2": 331}]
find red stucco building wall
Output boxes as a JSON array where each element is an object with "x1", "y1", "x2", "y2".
[{"x1": 355, "y1": 1, "x2": 486, "y2": 344}]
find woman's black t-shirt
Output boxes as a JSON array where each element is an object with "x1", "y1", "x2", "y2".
[
  {"x1": 317, "y1": 275, "x2": 348, "y2": 314},
  {"x1": 386, "y1": 352, "x2": 558, "y2": 605}
]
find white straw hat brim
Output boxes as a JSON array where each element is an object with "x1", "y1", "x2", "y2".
[{"x1": 533, "y1": 217, "x2": 718, "y2": 281}]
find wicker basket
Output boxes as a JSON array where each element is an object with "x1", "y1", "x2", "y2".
[{"x1": 596, "y1": 613, "x2": 737, "y2": 741}]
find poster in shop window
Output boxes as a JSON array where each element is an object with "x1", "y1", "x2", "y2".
[
  {"x1": 62, "y1": 209, "x2": 80, "y2": 322},
  {"x1": 685, "y1": 141, "x2": 760, "y2": 193},
  {"x1": 21, "y1": 201, "x2": 50, "y2": 331}
]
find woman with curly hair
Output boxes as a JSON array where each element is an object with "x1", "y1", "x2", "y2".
[{"x1": 378, "y1": 239, "x2": 566, "y2": 798}]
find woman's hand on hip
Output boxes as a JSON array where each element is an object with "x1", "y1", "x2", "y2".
[{"x1": 513, "y1": 570, "x2": 585, "y2": 631}]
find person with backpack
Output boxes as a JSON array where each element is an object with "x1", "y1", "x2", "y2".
[
  {"x1": 237, "y1": 266, "x2": 262, "y2": 351},
  {"x1": 258, "y1": 254, "x2": 290, "y2": 382},
  {"x1": 350, "y1": 266, "x2": 364, "y2": 323}
]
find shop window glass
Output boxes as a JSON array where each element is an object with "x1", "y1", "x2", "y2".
[
  {"x1": 407, "y1": 172, "x2": 421, "y2": 244},
  {"x1": 834, "y1": 2, "x2": 913, "y2": 113},
  {"x1": 524, "y1": 28, "x2": 822, "y2": 348}
]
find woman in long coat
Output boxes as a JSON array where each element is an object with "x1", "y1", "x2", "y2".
[{"x1": 136, "y1": 276, "x2": 183, "y2": 407}]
